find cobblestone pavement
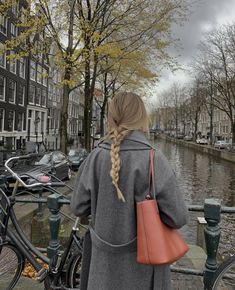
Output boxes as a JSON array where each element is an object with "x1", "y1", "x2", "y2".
[
  {"x1": 172, "y1": 256, "x2": 204, "y2": 290},
  {"x1": 7, "y1": 256, "x2": 204, "y2": 290}
]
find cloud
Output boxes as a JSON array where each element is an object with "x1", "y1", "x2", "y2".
[{"x1": 152, "y1": 0, "x2": 235, "y2": 101}]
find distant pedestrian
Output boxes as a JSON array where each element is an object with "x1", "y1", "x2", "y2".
[{"x1": 71, "y1": 92, "x2": 188, "y2": 290}]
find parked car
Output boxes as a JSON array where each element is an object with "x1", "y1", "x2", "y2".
[
  {"x1": 176, "y1": 134, "x2": 184, "y2": 139},
  {"x1": 196, "y1": 138, "x2": 209, "y2": 145},
  {"x1": 214, "y1": 140, "x2": 230, "y2": 150},
  {"x1": 1, "y1": 151, "x2": 71, "y2": 190},
  {"x1": 68, "y1": 148, "x2": 88, "y2": 171},
  {"x1": 184, "y1": 135, "x2": 193, "y2": 141}
]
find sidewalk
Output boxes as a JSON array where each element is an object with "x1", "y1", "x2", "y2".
[{"x1": 12, "y1": 246, "x2": 205, "y2": 290}]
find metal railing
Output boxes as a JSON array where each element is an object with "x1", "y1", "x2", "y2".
[{"x1": 6, "y1": 188, "x2": 235, "y2": 289}]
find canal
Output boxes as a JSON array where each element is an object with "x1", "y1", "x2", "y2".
[{"x1": 153, "y1": 137, "x2": 235, "y2": 258}]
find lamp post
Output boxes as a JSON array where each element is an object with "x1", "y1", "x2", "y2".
[{"x1": 34, "y1": 116, "x2": 40, "y2": 153}]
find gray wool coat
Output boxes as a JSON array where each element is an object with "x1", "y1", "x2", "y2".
[{"x1": 71, "y1": 130, "x2": 188, "y2": 290}]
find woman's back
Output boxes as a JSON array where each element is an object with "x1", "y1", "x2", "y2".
[{"x1": 71, "y1": 92, "x2": 188, "y2": 290}]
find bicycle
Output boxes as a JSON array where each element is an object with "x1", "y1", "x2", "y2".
[
  {"x1": 211, "y1": 254, "x2": 235, "y2": 290},
  {"x1": 0, "y1": 153, "x2": 85, "y2": 290}
]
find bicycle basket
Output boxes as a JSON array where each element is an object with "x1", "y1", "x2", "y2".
[{"x1": 0, "y1": 188, "x2": 11, "y2": 237}]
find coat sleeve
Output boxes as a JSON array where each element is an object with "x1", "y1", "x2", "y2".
[
  {"x1": 71, "y1": 158, "x2": 91, "y2": 217},
  {"x1": 154, "y1": 151, "x2": 188, "y2": 229}
]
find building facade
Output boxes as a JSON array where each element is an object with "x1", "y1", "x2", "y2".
[{"x1": 0, "y1": 0, "x2": 28, "y2": 150}]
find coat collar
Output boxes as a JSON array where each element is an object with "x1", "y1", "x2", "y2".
[{"x1": 98, "y1": 130, "x2": 153, "y2": 151}]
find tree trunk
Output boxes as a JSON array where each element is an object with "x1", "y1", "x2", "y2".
[
  {"x1": 84, "y1": 75, "x2": 91, "y2": 151},
  {"x1": 100, "y1": 107, "x2": 105, "y2": 137},
  {"x1": 83, "y1": 55, "x2": 98, "y2": 152},
  {"x1": 59, "y1": 71, "x2": 70, "y2": 154},
  {"x1": 232, "y1": 120, "x2": 235, "y2": 145},
  {"x1": 194, "y1": 114, "x2": 198, "y2": 142},
  {"x1": 209, "y1": 112, "x2": 213, "y2": 145}
]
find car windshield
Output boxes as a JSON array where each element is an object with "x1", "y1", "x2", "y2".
[
  {"x1": 35, "y1": 153, "x2": 52, "y2": 165},
  {"x1": 68, "y1": 150, "x2": 78, "y2": 157},
  {"x1": 69, "y1": 149, "x2": 86, "y2": 157}
]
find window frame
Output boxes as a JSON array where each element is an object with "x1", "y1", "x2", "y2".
[
  {"x1": 35, "y1": 86, "x2": 41, "y2": 106},
  {"x1": 30, "y1": 60, "x2": 36, "y2": 81},
  {"x1": 9, "y1": 51, "x2": 17, "y2": 74},
  {"x1": 0, "y1": 15, "x2": 8, "y2": 36},
  {"x1": 18, "y1": 83, "x2": 25, "y2": 106},
  {"x1": 8, "y1": 79, "x2": 16, "y2": 104},
  {"x1": 0, "y1": 108, "x2": 4, "y2": 132},
  {"x1": 19, "y1": 57, "x2": 25, "y2": 79},
  {"x1": 41, "y1": 89, "x2": 46, "y2": 107},
  {"x1": 37, "y1": 64, "x2": 42, "y2": 84},
  {"x1": 0, "y1": 75, "x2": 6, "y2": 101},
  {"x1": 10, "y1": 23, "x2": 18, "y2": 37},
  {"x1": 0, "y1": 42, "x2": 6, "y2": 68},
  {"x1": 17, "y1": 112, "x2": 24, "y2": 131},
  {"x1": 28, "y1": 84, "x2": 35, "y2": 105},
  {"x1": 8, "y1": 110, "x2": 15, "y2": 132}
]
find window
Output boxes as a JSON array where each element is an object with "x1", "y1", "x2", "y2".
[
  {"x1": 10, "y1": 23, "x2": 17, "y2": 37},
  {"x1": 0, "y1": 109, "x2": 4, "y2": 132},
  {"x1": 17, "y1": 112, "x2": 24, "y2": 131},
  {"x1": 29, "y1": 84, "x2": 35, "y2": 104},
  {"x1": 41, "y1": 89, "x2": 46, "y2": 106},
  {"x1": 57, "y1": 89, "x2": 61, "y2": 102},
  {"x1": 8, "y1": 110, "x2": 15, "y2": 131},
  {"x1": 53, "y1": 87, "x2": 56, "y2": 101},
  {"x1": 0, "y1": 15, "x2": 7, "y2": 35},
  {"x1": 41, "y1": 112, "x2": 45, "y2": 132},
  {"x1": 28, "y1": 110, "x2": 32, "y2": 118},
  {"x1": 19, "y1": 58, "x2": 25, "y2": 78},
  {"x1": 12, "y1": 2, "x2": 19, "y2": 15},
  {"x1": 18, "y1": 83, "x2": 25, "y2": 105},
  {"x1": 8, "y1": 79, "x2": 16, "y2": 103},
  {"x1": 35, "y1": 111, "x2": 40, "y2": 133},
  {"x1": 0, "y1": 75, "x2": 5, "y2": 101},
  {"x1": 30, "y1": 60, "x2": 36, "y2": 81},
  {"x1": 35, "y1": 87, "x2": 41, "y2": 105},
  {"x1": 37, "y1": 64, "x2": 42, "y2": 83},
  {"x1": 42, "y1": 68, "x2": 47, "y2": 86},
  {"x1": 0, "y1": 43, "x2": 6, "y2": 68},
  {"x1": 48, "y1": 84, "x2": 52, "y2": 100},
  {"x1": 9, "y1": 51, "x2": 16, "y2": 74}
]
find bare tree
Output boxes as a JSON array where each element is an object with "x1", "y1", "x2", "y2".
[{"x1": 196, "y1": 24, "x2": 235, "y2": 144}]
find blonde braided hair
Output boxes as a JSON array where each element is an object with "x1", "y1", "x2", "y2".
[
  {"x1": 109, "y1": 126, "x2": 130, "y2": 202},
  {"x1": 107, "y1": 92, "x2": 149, "y2": 202}
]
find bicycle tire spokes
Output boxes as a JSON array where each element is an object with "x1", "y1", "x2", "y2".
[
  {"x1": 0, "y1": 244, "x2": 25, "y2": 290},
  {"x1": 0, "y1": 189, "x2": 11, "y2": 238},
  {"x1": 212, "y1": 256, "x2": 235, "y2": 290}
]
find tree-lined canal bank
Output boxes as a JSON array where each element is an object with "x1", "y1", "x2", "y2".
[{"x1": 152, "y1": 137, "x2": 235, "y2": 259}]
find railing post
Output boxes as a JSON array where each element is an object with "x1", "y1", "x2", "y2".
[
  {"x1": 47, "y1": 193, "x2": 63, "y2": 258},
  {"x1": 203, "y1": 198, "x2": 221, "y2": 290}
]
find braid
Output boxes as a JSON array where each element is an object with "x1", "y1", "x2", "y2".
[{"x1": 109, "y1": 126, "x2": 130, "y2": 202}]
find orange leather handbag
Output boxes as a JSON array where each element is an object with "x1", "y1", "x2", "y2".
[{"x1": 136, "y1": 149, "x2": 189, "y2": 265}]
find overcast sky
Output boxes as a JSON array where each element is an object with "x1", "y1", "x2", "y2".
[{"x1": 151, "y1": 0, "x2": 235, "y2": 105}]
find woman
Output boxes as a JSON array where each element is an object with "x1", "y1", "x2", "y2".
[{"x1": 71, "y1": 92, "x2": 188, "y2": 290}]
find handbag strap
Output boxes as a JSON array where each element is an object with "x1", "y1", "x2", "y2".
[{"x1": 148, "y1": 148, "x2": 156, "y2": 200}]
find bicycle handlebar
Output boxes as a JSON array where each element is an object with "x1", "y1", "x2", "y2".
[{"x1": 4, "y1": 154, "x2": 65, "y2": 189}]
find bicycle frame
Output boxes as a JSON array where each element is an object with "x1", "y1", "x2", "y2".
[{"x1": 0, "y1": 154, "x2": 84, "y2": 289}]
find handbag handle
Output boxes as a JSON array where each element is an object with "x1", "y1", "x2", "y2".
[{"x1": 148, "y1": 149, "x2": 156, "y2": 200}]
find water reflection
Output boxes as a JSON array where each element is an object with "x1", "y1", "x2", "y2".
[
  {"x1": 153, "y1": 139, "x2": 235, "y2": 207},
  {"x1": 153, "y1": 138, "x2": 235, "y2": 245}
]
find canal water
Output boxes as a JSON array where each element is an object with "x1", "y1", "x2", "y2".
[{"x1": 152, "y1": 138, "x2": 235, "y2": 257}]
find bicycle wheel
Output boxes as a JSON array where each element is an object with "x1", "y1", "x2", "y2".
[
  {"x1": 212, "y1": 255, "x2": 235, "y2": 290},
  {"x1": 0, "y1": 244, "x2": 25, "y2": 290},
  {"x1": 67, "y1": 251, "x2": 83, "y2": 288}
]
